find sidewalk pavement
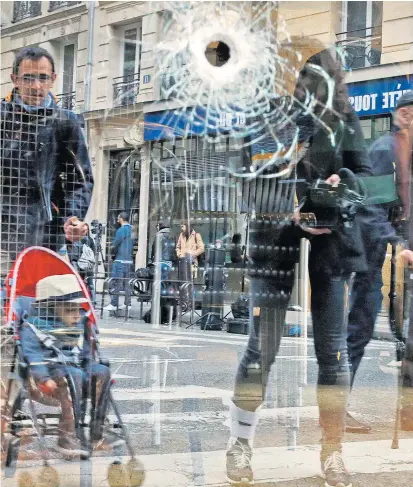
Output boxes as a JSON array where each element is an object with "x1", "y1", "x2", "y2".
[
  {"x1": 99, "y1": 298, "x2": 396, "y2": 342},
  {"x1": 3, "y1": 439, "x2": 412, "y2": 487}
]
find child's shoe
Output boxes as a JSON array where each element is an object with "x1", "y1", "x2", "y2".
[{"x1": 57, "y1": 435, "x2": 89, "y2": 458}]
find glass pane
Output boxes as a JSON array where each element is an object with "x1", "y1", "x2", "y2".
[
  {"x1": 123, "y1": 28, "x2": 137, "y2": 79},
  {"x1": 62, "y1": 44, "x2": 75, "y2": 94},
  {"x1": 359, "y1": 118, "x2": 372, "y2": 141},
  {"x1": 347, "y1": 1, "x2": 367, "y2": 37}
]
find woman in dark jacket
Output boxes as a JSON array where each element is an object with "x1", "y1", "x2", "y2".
[
  {"x1": 226, "y1": 40, "x2": 372, "y2": 487},
  {"x1": 70, "y1": 223, "x2": 96, "y2": 301}
]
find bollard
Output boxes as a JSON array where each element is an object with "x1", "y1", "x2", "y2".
[
  {"x1": 150, "y1": 354, "x2": 161, "y2": 445},
  {"x1": 151, "y1": 233, "x2": 162, "y2": 328},
  {"x1": 299, "y1": 238, "x2": 310, "y2": 387}
]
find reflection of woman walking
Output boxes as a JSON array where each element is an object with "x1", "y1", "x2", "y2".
[
  {"x1": 176, "y1": 224, "x2": 205, "y2": 308},
  {"x1": 226, "y1": 40, "x2": 372, "y2": 487}
]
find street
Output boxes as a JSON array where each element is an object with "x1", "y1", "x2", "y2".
[{"x1": 3, "y1": 309, "x2": 412, "y2": 487}]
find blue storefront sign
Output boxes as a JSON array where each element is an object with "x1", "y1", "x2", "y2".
[
  {"x1": 347, "y1": 75, "x2": 412, "y2": 117},
  {"x1": 144, "y1": 106, "x2": 245, "y2": 141},
  {"x1": 144, "y1": 75, "x2": 412, "y2": 141}
]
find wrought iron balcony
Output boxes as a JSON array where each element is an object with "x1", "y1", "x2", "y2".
[
  {"x1": 56, "y1": 91, "x2": 76, "y2": 111},
  {"x1": 13, "y1": 1, "x2": 41, "y2": 22},
  {"x1": 49, "y1": 1, "x2": 80, "y2": 12},
  {"x1": 160, "y1": 72, "x2": 178, "y2": 100},
  {"x1": 113, "y1": 73, "x2": 140, "y2": 107},
  {"x1": 336, "y1": 26, "x2": 382, "y2": 70}
]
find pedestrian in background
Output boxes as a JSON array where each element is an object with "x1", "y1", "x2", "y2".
[
  {"x1": 70, "y1": 223, "x2": 96, "y2": 303},
  {"x1": 151, "y1": 220, "x2": 176, "y2": 280},
  {"x1": 104, "y1": 212, "x2": 134, "y2": 312},
  {"x1": 176, "y1": 223, "x2": 205, "y2": 310},
  {"x1": 347, "y1": 91, "x2": 413, "y2": 433}
]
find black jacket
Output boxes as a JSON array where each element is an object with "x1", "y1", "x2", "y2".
[
  {"x1": 1, "y1": 91, "x2": 93, "y2": 264},
  {"x1": 151, "y1": 227, "x2": 176, "y2": 262},
  {"x1": 296, "y1": 109, "x2": 373, "y2": 276}
]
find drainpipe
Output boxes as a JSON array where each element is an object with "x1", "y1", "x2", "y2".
[
  {"x1": 82, "y1": 1, "x2": 95, "y2": 223},
  {"x1": 84, "y1": 0, "x2": 95, "y2": 112}
]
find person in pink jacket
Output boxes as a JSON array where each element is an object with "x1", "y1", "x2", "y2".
[{"x1": 176, "y1": 224, "x2": 205, "y2": 307}]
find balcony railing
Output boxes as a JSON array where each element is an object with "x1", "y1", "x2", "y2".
[
  {"x1": 113, "y1": 73, "x2": 140, "y2": 107},
  {"x1": 56, "y1": 91, "x2": 76, "y2": 111},
  {"x1": 49, "y1": 1, "x2": 80, "y2": 12},
  {"x1": 13, "y1": 1, "x2": 41, "y2": 22},
  {"x1": 160, "y1": 72, "x2": 178, "y2": 100},
  {"x1": 336, "y1": 26, "x2": 382, "y2": 70}
]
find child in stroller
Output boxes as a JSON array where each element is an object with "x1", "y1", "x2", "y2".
[{"x1": 20, "y1": 273, "x2": 124, "y2": 458}]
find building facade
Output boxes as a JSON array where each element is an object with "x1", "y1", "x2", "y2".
[{"x1": 1, "y1": 1, "x2": 412, "y2": 271}]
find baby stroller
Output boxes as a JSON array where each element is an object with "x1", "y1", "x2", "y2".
[{"x1": 1, "y1": 246, "x2": 145, "y2": 486}]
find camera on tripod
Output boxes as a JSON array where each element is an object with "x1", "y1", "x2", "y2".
[{"x1": 90, "y1": 219, "x2": 106, "y2": 235}]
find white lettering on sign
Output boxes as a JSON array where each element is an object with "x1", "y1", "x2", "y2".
[
  {"x1": 382, "y1": 92, "x2": 389, "y2": 109},
  {"x1": 370, "y1": 93, "x2": 378, "y2": 110},
  {"x1": 236, "y1": 113, "x2": 246, "y2": 126},
  {"x1": 349, "y1": 94, "x2": 379, "y2": 113},
  {"x1": 348, "y1": 84, "x2": 412, "y2": 115},
  {"x1": 218, "y1": 112, "x2": 246, "y2": 128}
]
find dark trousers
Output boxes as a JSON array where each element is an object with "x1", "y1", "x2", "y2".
[
  {"x1": 402, "y1": 276, "x2": 413, "y2": 407},
  {"x1": 110, "y1": 261, "x2": 133, "y2": 306},
  {"x1": 233, "y1": 269, "x2": 351, "y2": 456},
  {"x1": 347, "y1": 241, "x2": 387, "y2": 386},
  {"x1": 178, "y1": 256, "x2": 193, "y2": 310}
]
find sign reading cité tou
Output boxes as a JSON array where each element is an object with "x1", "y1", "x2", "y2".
[{"x1": 347, "y1": 75, "x2": 412, "y2": 117}]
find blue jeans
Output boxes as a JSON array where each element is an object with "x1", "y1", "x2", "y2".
[
  {"x1": 233, "y1": 269, "x2": 351, "y2": 455},
  {"x1": 347, "y1": 240, "x2": 387, "y2": 386},
  {"x1": 110, "y1": 261, "x2": 133, "y2": 306}
]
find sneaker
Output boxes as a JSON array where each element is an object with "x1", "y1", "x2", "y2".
[
  {"x1": 57, "y1": 436, "x2": 89, "y2": 458},
  {"x1": 117, "y1": 304, "x2": 127, "y2": 310},
  {"x1": 226, "y1": 438, "x2": 254, "y2": 485},
  {"x1": 321, "y1": 451, "x2": 352, "y2": 487},
  {"x1": 92, "y1": 432, "x2": 126, "y2": 451},
  {"x1": 104, "y1": 304, "x2": 117, "y2": 312}
]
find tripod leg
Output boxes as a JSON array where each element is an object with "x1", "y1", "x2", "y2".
[{"x1": 392, "y1": 368, "x2": 402, "y2": 449}]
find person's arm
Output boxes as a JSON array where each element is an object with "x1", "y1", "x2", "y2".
[
  {"x1": 111, "y1": 227, "x2": 124, "y2": 256},
  {"x1": 341, "y1": 109, "x2": 373, "y2": 177},
  {"x1": 176, "y1": 234, "x2": 183, "y2": 259},
  {"x1": 193, "y1": 233, "x2": 205, "y2": 256},
  {"x1": 20, "y1": 326, "x2": 51, "y2": 383},
  {"x1": 69, "y1": 240, "x2": 83, "y2": 270},
  {"x1": 87, "y1": 235, "x2": 96, "y2": 253}
]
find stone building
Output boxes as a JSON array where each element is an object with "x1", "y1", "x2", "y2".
[{"x1": 1, "y1": 1, "x2": 412, "y2": 272}]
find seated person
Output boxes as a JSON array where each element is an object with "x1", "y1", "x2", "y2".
[{"x1": 20, "y1": 274, "x2": 123, "y2": 457}]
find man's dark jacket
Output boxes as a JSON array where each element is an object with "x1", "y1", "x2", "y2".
[{"x1": 1, "y1": 90, "x2": 94, "y2": 269}]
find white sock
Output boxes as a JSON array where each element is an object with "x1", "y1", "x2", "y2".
[{"x1": 229, "y1": 402, "x2": 260, "y2": 442}]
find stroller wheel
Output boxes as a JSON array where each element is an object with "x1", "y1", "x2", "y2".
[
  {"x1": 126, "y1": 458, "x2": 145, "y2": 487},
  {"x1": 107, "y1": 459, "x2": 145, "y2": 487},
  {"x1": 107, "y1": 461, "x2": 128, "y2": 487},
  {"x1": 17, "y1": 471, "x2": 35, "y2": 487},
  {"x1": 36, "y1": 466, "x2": 60, "y2": 487}
]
